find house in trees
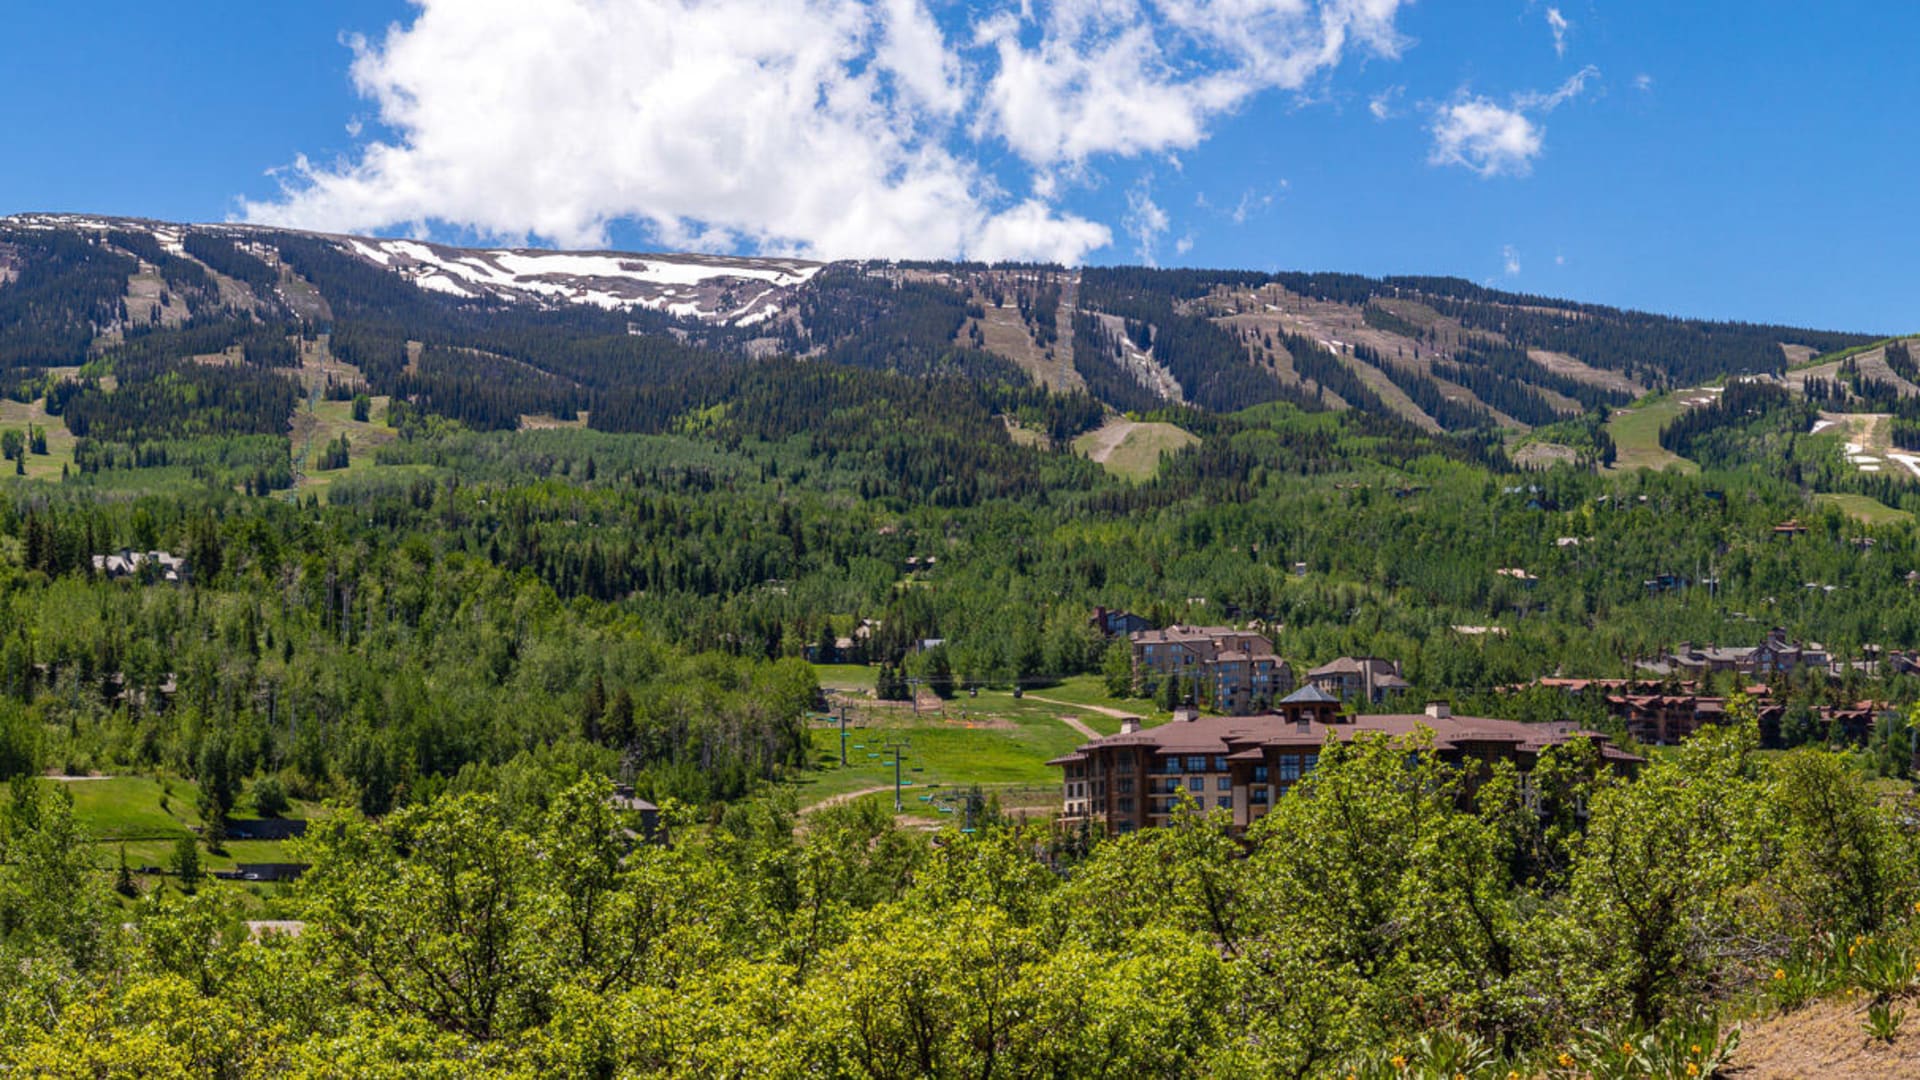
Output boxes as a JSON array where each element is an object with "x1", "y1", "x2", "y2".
[
  {"x1": 1129, "y1": 625, "x2": 1293, "y2": 714},
  {"x1": 1049, "y1": 701, "x2": 1640, "y2": 836},
  {"x1": 1306, "y1": 656, "x2": 1410, "y2": 704},
  {"x1": 1089, "y1": 606, "x2": 1152, "y2": 638},
  {"x1": 91, "y1": 548, "x2": 190, "y2": 584},
  {"x1": 1635, "y1": 628, "x2": 1832, "y2": 680}
]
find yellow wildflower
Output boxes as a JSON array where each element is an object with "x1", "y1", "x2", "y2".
[
  {"x1": 1559, "y1": 1052, "x2": 1574, "y2": 1068},
  {"x1": 1773, "y1": 968, "x2": 1785, "y2": 980},
  {"x1": 1621, "y1": 1042, "x2": 1635, "y2": 1054},
  {"x1": 1691, "y1": 1044, "x2": 1701, "y2": 1054},
  {"x1": 1687, "y1": 1064, "x2": 1700, "y2": 1077},
  {"x1": 1392, "y1": 1055, "x2": 1407, "y2": 1070}
]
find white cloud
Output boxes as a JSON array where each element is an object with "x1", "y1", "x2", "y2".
[
  {"x1": 243, "y1": 0, "x2": 1410, "y2": 263},
  {"x1": 1369, "y1": 85, "x2": 1405, "y2": 121},
  {"x1": 1231, "y1": 189, "x2": 1275, "y2": 224},
  {"x1": 1517, "y1": 65, "x2": 1601, "y2": 112},
  {"x1": 1554, "y1": 253, "x2": 1566, "y2": 266},
  {"x1": 1429, "y1": 99, "x2": 1543, "y2": 177},
  {"x1": 1502, "y1": 244, "x2": 1521, "y2": 276},
  {"x1": 1124, "y1": 179, "x2": 1171, "y2": 265},
  {"x1": 1634, "y1": 73, "x2": 1656, "y2": 94},
  {"x1": 1546, "y1": 8, "x2": 1569, "y2": 58},
  {"x1": 1174, "y1": 234, "x2": 1195, "y2": 256},
  {"x1": 1429, "y1": 67, "x2": 1598, "y2": 178}
]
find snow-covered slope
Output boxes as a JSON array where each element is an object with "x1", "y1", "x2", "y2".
[
  {"x1": 2, "y1": 214, "x2": 823, "y2": 328},
  {"x1": 338, "y1": 237, "x2": 822, "y2": 326}
]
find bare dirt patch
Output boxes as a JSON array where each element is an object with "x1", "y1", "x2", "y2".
[
  {"x1": 1852, "y1": 346, "x2": 1920, "y2": 398},
  {"x1": 1731, "y1": 998, "x2": 1920, "y2": 1078},
  {"x1": 1512, "y1": 441, "x2": 1579, "y2": 469},
  {"x1": 1780, "y1": 343, "x2": 1819, "y2": 367},
  {"x1": 1529, "y1": 348, "x2": 1645, "y2": 397},
  {"x1": 957, "y1": 272, "x2": 1084, "y2": 392}
]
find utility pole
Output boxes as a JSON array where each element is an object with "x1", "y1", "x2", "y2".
[{"x1": 838, "y1": 703, "x2": 850, "y2": 766}]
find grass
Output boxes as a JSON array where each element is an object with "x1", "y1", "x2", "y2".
[
  {"x1": 790, "y1": 688, "x2": 1117, "y2": 814},
  {"x1": 291, "y1": 395, "x2": 398, "y2": 492},
  {"x1": 0, "y1": 397, "x2": 78, "y2": 481},
  {"x1": 1073, "y1": 419, "x2": 1200, "y2": 481},
  {"x1": 1816, "y1": 493, "x2": 1913, "y2": 526},
  {"x1": 811, "y1": 663, "x2": 879, "y2": 692},
  {"x1": 1606, "y1": 394, "x2": 1700, "y2": 474},
  {"x1": 2, "y1": 774, "x2": 316, "y2": 879}
]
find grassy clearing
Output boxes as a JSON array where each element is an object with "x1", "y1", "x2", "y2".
[
  {"x1": 0, "y1": 397, "x2": 78, "y2": 481},
  {"x1": 1815, "y1": 492, "x2": 1913, "y2": 526},
  {"x1": 810, "y1": 663, "x2": 879, "y2": 692},
  {"x1": 292, "y1": 396, "x2": 398, "y2": 492},
  {"x1": 1073, "y1": 418, "x2": 1199, "y2": 481},
  {"x1": 1606, "y1": 395, "x2": 1700, "y2": 474},
  {"x1": 2, "y1": 775, "x2": 316, "y2": 876},
  {"x1": 790, "y1": 688, "x2": 1110, "y2": 814}
]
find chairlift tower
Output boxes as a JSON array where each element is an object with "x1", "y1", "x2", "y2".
[{"x1": 881, "y1": 737, "x2": 912, "y2": 812}]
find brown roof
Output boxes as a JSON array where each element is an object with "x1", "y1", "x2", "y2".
[{"x1": 1068, "y1": 712, "x2": 1640, "y2": 763}]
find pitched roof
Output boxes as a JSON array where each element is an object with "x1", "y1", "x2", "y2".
[{"x1": 1280, "y1": 685, "x2": 1340, "y2": 705}]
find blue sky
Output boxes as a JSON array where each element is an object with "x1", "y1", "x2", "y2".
[{"x1": 2, "y1": 1, "x2": 1914, "y2": 332}]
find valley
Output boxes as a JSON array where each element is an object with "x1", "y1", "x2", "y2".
[{"x1": 6, "y1": 214, "x2": 1920, "y2": 1079}]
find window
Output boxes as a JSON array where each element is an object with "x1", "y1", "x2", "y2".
[
  {"x1": 1188, "y1": 778, "x2": 1206, "y2": 793},
  {"x1": 1279, "y1": 756, "x2": 1302, "y2": 782},
  {"x1": 1216, "y1": 797, "x2": 1233, "y2": 810},
  {"x1": 1252, "y1": 788, "x2": 1270, "y2": 805},
  {"x1": 1213, "y1": 756, "x2": 1228, "y2": 771},
  {"x1": 1116, "y1": 750, "x2": 1134, "y2": 768},
  {"x1": 1253, "y1": 765, "x2": 1269, "y2": 783},
  {"x1": 1185, "y1": 755, "x2": 1207, "y2": 772},
  {"x1": 1117, "y1": 777, "x2": 1134, "y2": 795},
  {"x1": 1303, "y1": 754, "x2": 1319, "y2": 775},
  {"x1": 1118, "y1": 798, "x2": 1134, "y2": 814},
  {"x1": 1217, "y1": 777, "x2": 1232, "y2": 792}
]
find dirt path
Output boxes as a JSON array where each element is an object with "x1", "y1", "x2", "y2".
[
  {"x1": 801, "y1": 786, "x2": 893, "y2": 815},
  {"x1": 1075, "y1": 418, "x2": 1141, "y2": 464},
  {"x1": 1023, "y1": 695, "x2": 1136, "y2": 720},
  {"x1": 1022, "y1": 695, "x2": 1144, "y2": 741}
]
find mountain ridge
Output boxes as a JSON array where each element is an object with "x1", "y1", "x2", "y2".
[{"x1": 0, "y1": 213, "x2": 1882, "y2": 444}]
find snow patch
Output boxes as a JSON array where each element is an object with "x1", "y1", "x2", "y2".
[
  {"x1": 337, "y1": 236, "x2": 821, "y2": 326},
  {"x1": 416, "y1": 274, "x2": 474, "y2": 298}
]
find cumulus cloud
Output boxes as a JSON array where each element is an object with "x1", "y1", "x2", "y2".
[
  {"x1": 243, "y1": 0, "x2": 1411, "y2": 263},
  {"x1": 1634, "y1": 73, "x2": 1656, "y2": 94},
  {"x1": 1429, "y1": 66, "x2": 1599, "y2": 178},
  {"x1": 1429, "y1": 99, "x2": 1543, "y2": 177},
  {"x1": 1546, "y1": 8, "x2": 1569, "y2": 57}
]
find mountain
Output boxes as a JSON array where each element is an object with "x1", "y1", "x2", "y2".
[{"x1": 0, "y1": 213, "x2": 1880, "y2": 451}]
